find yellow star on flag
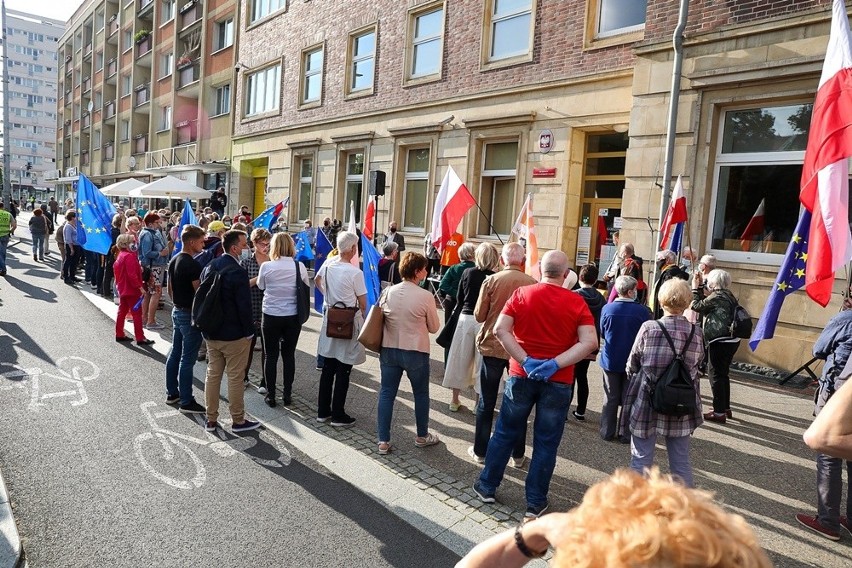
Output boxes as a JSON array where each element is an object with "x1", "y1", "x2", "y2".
[
  {"x1": 777, "y1": 282, "x2": 788, "y2": 292},
  {"x1": 795, "y1": 268, "x2": 805, "y2": 278},
  {"x1": 792, "y1": 234, "x2": 802, "y2": 243},
  {"x1": 800, "y1": 252, "x2": 808, "y2": 262}
]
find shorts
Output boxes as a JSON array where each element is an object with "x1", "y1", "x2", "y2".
[{"x1": 147, "y1": 265, "x2": 165, "y2": 294}]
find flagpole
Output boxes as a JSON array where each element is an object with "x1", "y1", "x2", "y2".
[{"x1": 471, "y1": 202, "x2": 505, "y2": 245}]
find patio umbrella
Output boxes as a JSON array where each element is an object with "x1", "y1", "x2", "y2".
[
  {"x1": 128, "y1": 175, "x2": 213, "y2": 199},
  {"x1": 100, "y1": 178, "x2": 146, "y2": 197}
]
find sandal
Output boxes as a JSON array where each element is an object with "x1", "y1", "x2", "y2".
[
  {"x1": 414, "y1": 433, "x2": 440, "y2": 448},
  {"x1": 377, "y1": 442, "x2": 392, "y2": 455}
]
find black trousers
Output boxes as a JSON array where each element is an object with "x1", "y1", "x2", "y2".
[
  {"x1": 708, "y1": 340, "x2": 739, "y2": 414},
  {"x1": 261, "y1": 314, "x2": 302, "y2": 400},
  {"x1": 317, "y1": 358, "x2": 353, "y2": 420},
  {"x1": 570, "y1": 359, "x2": 591, "y2": 415}
]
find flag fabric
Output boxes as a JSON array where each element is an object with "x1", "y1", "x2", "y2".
[
  {"x1": 511, "y1": 193, "x2": 540, "y2": 280},
  {"x1": 360, "y1": 231, "x2": 382, "y2": 310},
  {"x1": 313, "y1": 229, "x2": 333, "y2": 313},
  {"x1": 172, "y1": 199, "x2": 198, "y2": 256},
  {"x1": 597, "y1": 215, "x2": 609, "y2": 261},
  {"x1": 799, "y1": 0, "x2": 852, "y2": 307},
  {"x1": 363, "y1": 196, "x2": 375, "y2": 242},
  {"x1": 75, "y1": 173, "x2": 117, "y2": 255},
  {"x1": 739, "y1": 199, "x2": 766, "y2": 252},
  {"x1": 749, "y1": 211, "x2": 811, "y2": 351},
  {"x1": 252, "y1": 197, "x2": 290, "y2": 231},
  {"x1": 659, "y1": 175, "x2": 688, "y2": 250},
  {"x1": 430, "y1": 166, "x2": 476, "y2": 254},
  {"x1": 293, "y1": 230, "x2": 315, "y2": 261}
]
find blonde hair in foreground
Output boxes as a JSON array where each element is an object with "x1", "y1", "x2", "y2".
[{"x1": 552, "y1": 468, "x2": 771, "y2": 568}]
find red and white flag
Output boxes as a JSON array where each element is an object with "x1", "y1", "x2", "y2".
[
  {"x1": 511, "y1": 193, "x2": 540, "y2": 280},
  {"x1": 430, "y1": 166, "x2": 476, "y2": 254},
  {"x1": 659, "y1": 175, "x2": 688, "y2": 250},
  {"x1": 739, "y1": 199, "x2": 766, "y2": 251},
  {"x1": 800, "y1": 0, "x2": 852, "y2": 306},
  {"x1": 363, "y1": 196, "x2": 375, "y2": 241},
  {"x1": 346, "y1": 200, "x2": 359, "y2": 266}
]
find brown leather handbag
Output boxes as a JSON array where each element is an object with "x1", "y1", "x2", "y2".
[{"x1": 324, "y1": 267, "x2": 357, "y2": 339}]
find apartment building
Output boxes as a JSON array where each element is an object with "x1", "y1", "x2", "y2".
[
  {"x1": 3, "y1": 9, "x2": 63, "y2": 201},
  {"x1": 228, "y1": 0, "x2": 843, "y2": 373},
  {"x1": 53, "y1": 0, "x2": 237, "y2": 198}
]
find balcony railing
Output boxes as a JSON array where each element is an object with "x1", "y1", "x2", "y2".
[
  {"x1": 175, "y1": 122, "x2": 196, "y2": 145},
  {"x1": 134, "y1": 134, "x2": 148, "y2": 154},
  {"x1": 81, "y1": 151, "x2": 90, "y2": 166},
  {"x1": 104, "y1": 143, "x2": 114, "y2": 161},
  {"x1": 104, "y1": 101, "x2": 115, "y2": 119},
  {"x1": 139, "y1": 0, "x2": 154, "y2": 12},
  {"x1": 180, "y1": 1, "x2": 201, "y2": 28},
  {"x1": 108, "y1": 19, "x2": 119, "y2": 36},
  {"x1": 82, "y1": 113, "x2": 91, "y2": 128},
  {"x1": 145, "y1": 142, "x2": 197, "y2": 170},
  {"x1": 106, "y1": 58, "x2": 117, "y2": 77},
  {"x1": 82, "y1": 77, "x2": 91, "y2": 92},
  {"x1": 136, "y1": 35, "x2": 152, "y2": 57},
  {"x1": 135, "y1": 86, "x2": 149, "y2": 106},
  {"x1": 177, "y1": 63, "x2": 199, "y2": 88}
]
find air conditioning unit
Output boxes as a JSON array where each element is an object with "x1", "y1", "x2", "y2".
[{"x1": 65, "y1": 166, "x2": 78, "y2": 176}]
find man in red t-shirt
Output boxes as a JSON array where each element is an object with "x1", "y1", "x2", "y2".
[{"x1": 473, "y1": 250, "x2": 597, "y2": 518}]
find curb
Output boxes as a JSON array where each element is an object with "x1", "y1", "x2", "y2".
[{"x1": 0, "y1": 467, "x2": 24, "y2": 568}]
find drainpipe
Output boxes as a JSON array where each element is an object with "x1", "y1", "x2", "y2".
[{"x1": 651, "y1": 0, "x2": 690, "y2": 288}]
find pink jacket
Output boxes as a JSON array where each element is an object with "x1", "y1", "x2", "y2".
[{"x1": 114, "y1": 250, "x2": 143, "y2": 298}]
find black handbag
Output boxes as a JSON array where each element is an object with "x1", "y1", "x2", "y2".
[
  {"x1": 436, "y1": 302, "x2": 462, "y2": 349},
  {"x1": 293, "y1": 258, "x2": 310, "y2": 325}
]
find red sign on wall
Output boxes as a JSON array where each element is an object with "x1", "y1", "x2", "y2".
[{"x1": 532, "y1": 167, "x2": 557, "y2": 178}]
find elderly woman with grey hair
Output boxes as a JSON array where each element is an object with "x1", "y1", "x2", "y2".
[
  {"x1": 652, "y1": 249, "x2": 689, "y2": 319},
  {"x1": 378, "y1": 240, "x2": 401, "y2": 288},
  {"x1": 690, "y1": 268, "x2": 740, "y2": 424},
  {"x1": 439, "y1": 242, "x2": 477, "y2": 322}
]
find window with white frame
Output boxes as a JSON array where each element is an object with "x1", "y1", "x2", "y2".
[
  {"x1": 343, "y1": 151, "x2": 365, "y2": 221},
  {"x1": 478, "y1": 141, "x2": 518, "y2": 237},
  {"x1": 214, "y1": 18, "x2": 234, "y2": 51},
  {"x1": 593, "y1": 0, "x2": 647, "y2": 38},
  {"x1": 93, "y1": 129, "x2": 101, "y2": 149},
  {"x1": 301, "y1": 46, "x2": 323, "y2": 105},
  {"x1": 710, "y1": 103, "x2": 812, "y2": 258},
  {"x1": 347, "y1": 28, "x2": 376, "y2": 95},
  {"x1": 485, "y1": 0, "x2": 533, "y2": 62},
  {"x1": 160, "y1": 52, "x2": 173, "y2": 78},
  {"x1": 161, "y1": 0, "x2": 175, "y2": 23},
  {"x1": 159, "y1": 105, "x2": 172, "y2": 131},
  {"x1": 121, "y1": 74, "x2": 131, "y2": 96},
  {"x1": 250, "y1": 0, "x2": 285, "y2": 24},
  {"x1": 213, "y1": 84, "x2": 230, "y2": 116},
  {"x1": 123, "y1": 29, "x2": 132, "y2": 51},
  {"x1": 408, "y1": 5, "x2": 443, "y2": 80},
  {"x1": 95, "y1": 51, "x2": 104, "y2": 71},
  {"x1": 120, "y1": 119, "x2": 130, "y2": 141},
  {"x1": 403, "y1": 148, "x2": 430, "y2": 230},
  {"x1": 297, "y1": 156, "x2": 314, "y2": 221},
  {"x1": 245, "y1": 64, "x2": 281, "y2": 116},
  {"x1": 94, "y1": 91, "x2": 102, "y2": 109}
]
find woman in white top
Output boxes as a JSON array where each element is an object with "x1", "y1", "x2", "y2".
[
  {"x1": 257, "y1": 232, "x2": 309, "y2": 407},
  {"x1": 314, "y1": 231, "x2": 367, "y2": 426}
]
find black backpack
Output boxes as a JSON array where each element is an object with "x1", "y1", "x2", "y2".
[
  {"x1": 650, "y1": 322, "x2": 697, "y2": 417},
  {"x1": 728, "y1": 298, "x2": 753, "y2": 339},
  {"x1": 192, "y1": 263, "x2": 239, "y2": 333}
]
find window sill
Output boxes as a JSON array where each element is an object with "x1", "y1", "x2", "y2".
[
  {"x1": 344, "y1": 88, "x2": 374, "y2": 101},
  {"x1": 480, "y1": 52, "x2": 533, "y2": 72},
  {"x1": 159, "y1": 73, "x2": 172, "y2": 82},
  {"x1": 159, "y1": 17, "x2": 175, "y2": 29},
  {"x1": 210, "y1": 112, "x2": 229, "y2": 119},
  {"x1": 403, "y1": 73, "x2": 441, "y2": 88},
  {"x1": 298, "y1": 99, "x2": 322, "y2": 110},
  {"x1": 120, "y1": 138, "x2": 130, "y2": 143},
  {"x1": 155, "y1": 127, "x2": 170, "y2": 133},
  {"x1": 584, "y1": 29, "x2": 644, "y2": 51},
  {"x1": 241, "y1": 109, "x2": 280, "y2": 123},
  {"x1": 211, "y1": 45, "x2": 233, "y2": 57},
  {"x1": 246, "y1": 8, "x2": 287, "y2": 31}
]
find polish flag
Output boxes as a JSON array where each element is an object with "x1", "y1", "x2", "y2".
[
  {"x1": 363, "y1": 196, "x2": 375, "y2": 241},
  {"x1": 800, "y1": 0, "x2": 852, "y2": 306},
  {"x1": 739, "y1": 199, "x2": 766, "y2": 251},
  {"x1": 430, "y1": 166, "x2": 476, "y2": 253},
  {"x1": 511, "y1": 193, "x2": 540, "y2": 280},
  {"x1": 346, "y1": 200, "x2": 359, "y2": 266},
  {"x1": 659, "y1": 175, "x2": 688, "y2": 250}
]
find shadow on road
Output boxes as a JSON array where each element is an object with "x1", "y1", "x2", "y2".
[{"x1": 0, "y1": 322, "x2": 54, "y2": 367}]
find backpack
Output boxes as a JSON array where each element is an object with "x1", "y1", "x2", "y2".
[
  {"x1": 649, "y1": 322, "x2": 697, "y2": 417},
  {"x1": 728, "y1": 299, "x2": 753, "y2": 339},
  {"x1": 192, "y1": 262, "x2": 240, "y2": 333}
]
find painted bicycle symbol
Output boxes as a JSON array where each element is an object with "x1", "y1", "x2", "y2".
[
  {"x1": 134, "y1": 401, "x2": 292, "y2": 490},
  {"x1": 0, "y1": 357, "x2": 100, "y2": 411}
]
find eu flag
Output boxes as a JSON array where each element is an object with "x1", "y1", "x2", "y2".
[
  {"x1": 172, "y1": 199, "x2": 198, "y2": 256},
  {"x1": 360, "y1": 231, "x2": 381, "y2": 310},
  {"x1": 749, "y1": 210, "x2": 810, "y2": 351},
  {"x1": 294, "y1": 230, "x2": 315, "y2": 262},
  {"x1": 314, "y1": 229, "x2": 333, "y2": 312},
  {"x1": 252, "y1": 197, "x2": 290, "y2": 231},
  {"x1": 75, "y1": 173, "x2": 117, "y2": 255}
]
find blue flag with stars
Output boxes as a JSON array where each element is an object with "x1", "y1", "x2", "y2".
[
  {"x1": 361, "y1": 231, "x2": 381, "y2": 311},
  {"x1": 252, "y1": 197, "x2": 289, "y2": 231},
  {"x1": 313, "y1": 229, "x2": 333, "y2": 313},
  {"x1": 294, "y1": 230, "x2": 315, "y2": 262},
  {"x1": 749, "y1": 210, "x2": 811, "y2": 351},
  {"x1": 75, "y1": 173, "x2": 117, "y2": 255},
  {"x1": 172, "y1": 199, "x2": 198, "y2": 256}
]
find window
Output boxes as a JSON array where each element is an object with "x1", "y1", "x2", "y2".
[
  {"x1": 120, "y1": 119, "x2": 130, "y2": 141},
  {"x1": 710, "y1": 103, "x2": 811, "y2": 259},
  {"x1": 408, "y1": 5, "x2": 443, "y2": 80},
  {"x1": 121, "y1": 74, "x2": 131, "y2": 96},
  {"x1": 158, "y1": 105, "x2": 171, "y2": 131},
  {"x1": 161, "y1": 0, "x2": 175, "y2": 23},
  {"x1": 594, "y1": 0, "x2": 646, "y2": 38},
  {"x1": 93, "y1": 129, "x2": 101, "y2": 149},
  {"x1": 95, "y1": 51, "x2": 104, "y2": 70},
  {"x1": 94, "y1": 91, "x2": 103, "y2": 109},
  {"x1": 245, "y1": 64, "x2": 281, "y2": 116},
  {"x1": 479, "y1": 141, "x2": 518, "y2": 237},
  {"x1": 402, "y1": 148, "x2": 430, "y2": 230},
  {"x1": 297, "y1": 156, "x2": 313, "y2": 221},
  {"x1": 343, "y1": 151, "x2": 365, "y2": 221},
  {"x1": 213, "y1": 84, "x2": 230, "y2": 116},
  {"x1": 485, "y1": 0, "x2": 533, "y2": 63},
  {"x1": 123, "y1": 29, "x2": 132, "y2": 51},
  {"x1": 214, "y1": 18, "x2": 234, "y2": 51},
  {"x1": 300, "y1": 47, "x2": 323, "y2": 105},
  {"x1": 250, "y1": 0, "x2": 285, "y2": 23},
  {"x1": 96, "y1": 10, "x2": 105, "y2": 30},
  {"x1": 160, "y1": 52, "x2": 173, "y2": 78},
  {"x1": 347, "y1": 28, "x2": 376, "y2": 95}
]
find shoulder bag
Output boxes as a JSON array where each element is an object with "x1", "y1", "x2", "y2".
[
  {"x1": 358, "y1": 291, "x2": 386, "y2": 353},
  {"x1": 293, "y1": 258, "x2": 311, "y2": 325},
  {"x1": 324, "y1": 265, "x2": 358, "y2": 339}
]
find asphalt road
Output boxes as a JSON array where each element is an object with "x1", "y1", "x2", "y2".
[{"x1": 0, "y1": 241, "x2": 460, "y2": 567}]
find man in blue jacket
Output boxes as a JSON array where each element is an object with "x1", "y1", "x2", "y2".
[
  {"x1": 202, "y1": 229, "x2": 260, "y2": 433},
  {"x1": 599, "y1": 275, "x2": 650, "y2": 442}
]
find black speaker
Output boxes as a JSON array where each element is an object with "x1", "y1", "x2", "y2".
[{"x1": 368, "y1": 170, "x2": 386, "y2": 196}]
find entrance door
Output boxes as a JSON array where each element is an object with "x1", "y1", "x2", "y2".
[
  {"x1": 578, "y1": 200, "x2": 621, "y2": 270},
  {"x1": 253, "y1": 177, "x2": 267, "y2": 221}
]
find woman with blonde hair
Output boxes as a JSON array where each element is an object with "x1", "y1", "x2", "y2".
[
  {"x1": 442, "y1": 243, "x2": 500, "y2": 411},
  {"x1": 256, "y1": 232, "x2": 309, "y2": 407}
]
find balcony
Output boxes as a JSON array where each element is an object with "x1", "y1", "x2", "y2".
[
  {"x1": 84, "y1": 43, "x2": 93, "y2": 59},
  {"x1": 134, "y1": 134, "x2": 148, "y2": 155},
  {"x1": 179, "y1": 1, "x2": 201, "y2": 30},
  {"x1": 106, "y1": 58, "x2": 117, "y2": 78},
  {"x1": 104, "y1": 101, "x2": 116, "y2": 120},
  {"x1": 135, "y1": 34, "x2": 152, "y2": 58},
  {"x1": 134, "y1": 85, "x2": 150, "y2": 107},
  {"x1": 107, "y1": 18, "x2": 119, "y2": 43},
  {"x1": 138, "y1": 0, "x2": 154, "y2": 16},
  {"x1": 145, "y1": 143, "x2": 197, "y2": 170},
  {"x1": 81, "y1": 151, "x2": 90, "y2": 166},
  {"x1": 82, "y1": 113, "x2": 91, "y2": 129},
  {"x1": 175, "y1": 121, "x2": 196, "y2": 145},
  {"x1": 104, "y1": 143, "x2": 114, "y2": 161},
  {"x1": 82, "y1": 77, "x2": 91, "y2": 92},
  {"x1": 177, "y1": 63, "x2": 199, "y2": 89}
]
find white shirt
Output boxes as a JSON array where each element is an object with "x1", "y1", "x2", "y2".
[
  {"x1": 257, "y1": 257, "x2": 310, "y2": 316},
  {"x1": 317, "y1": 261, "x2": 366, "y2": 308}
]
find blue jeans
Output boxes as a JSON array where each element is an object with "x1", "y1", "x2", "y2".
[
  {"x1": 378, "y1": 347, "x2": 431, "y2": 442},
  {"x1": 165, "y1": 308, "x2": 203, "y2": 405},
  {"x1": 473, "y1": 356, "x2": 526, "y2": 459},
  {"x1": 630, "y1": 433, "x2": 693, "y2": 487},
  {"x1": 31, "y1": 234, "x2": 44, "y2": 258},
  {"x1": 0, "y1": 234, "x2": 8, "y2": 272},
  {"x1": 478, "y1": 376, "x2": 573, "y2": 509}
]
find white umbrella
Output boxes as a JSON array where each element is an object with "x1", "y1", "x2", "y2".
[
  {"x1": 128, "y1": 175, "x2": 212, "y2": 199},
  {"x1": 100, "y1": 178, "x2": 146, "y2": 197}
]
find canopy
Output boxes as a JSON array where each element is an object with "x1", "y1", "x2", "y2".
[
  {"x1": 100, "y1": 178, "x2": 146, "y2": 197},
  {"x1": 128, "y1": 175, "x2": 212, "y2": 199}
]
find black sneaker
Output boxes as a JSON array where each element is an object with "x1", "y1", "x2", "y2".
[
  {"x1": 330, "y1": 415, "x2": 356, "y2": 427},
  {"x1": 473, "y1": 482, "x2": 496, "y2": 504},
  {"x1": 282, "y1": 396, "x2": 292, "y2": 407},
  {"x1": 525, "y1": 501, "x2": 549, "y2": 519},
  {"x1": 137, "y1": 339, "x2": 155, "y2": 346},
  {"x1": 264, "y1": 397, "x2": 277, "y2": 408},
  {"x1": 116, "y1": 336, "x2": 133, "y2": 343},
  {"x1": 232, "y1": 419, "x2": 261, "y2": 433},
  {"x1": 165, "y1": 394, "x2": 180, "y2": 405},
  {"x1": 179, "y1": 400, "x2": 206, "y2": 414},
  {"x1": 572, "y1": 410, "x2": 585, "y2": 421}
]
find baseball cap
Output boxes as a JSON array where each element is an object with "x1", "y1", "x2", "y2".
[{"x1": 208, "y1": 220, "x2": 226, "y2": 233}]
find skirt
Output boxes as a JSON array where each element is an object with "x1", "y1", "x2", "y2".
[{"x1": 442, "y1": 313, "x2": 481, "y2": 390}]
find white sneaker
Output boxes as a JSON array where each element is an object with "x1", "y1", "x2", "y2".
[
  {"x1": 257, "y1": 386, "x2": 268, "y2": 395},
  {"x1": 467, "y1": 445, "x2": 485, "y2": 464},
  {"x1": 511, "y1": 456, "x2": 526, "y2": 469}
]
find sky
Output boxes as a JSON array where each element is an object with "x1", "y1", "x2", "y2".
[{"x1": 5, "y1": 0, "x2": 80, "y2": 23}]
